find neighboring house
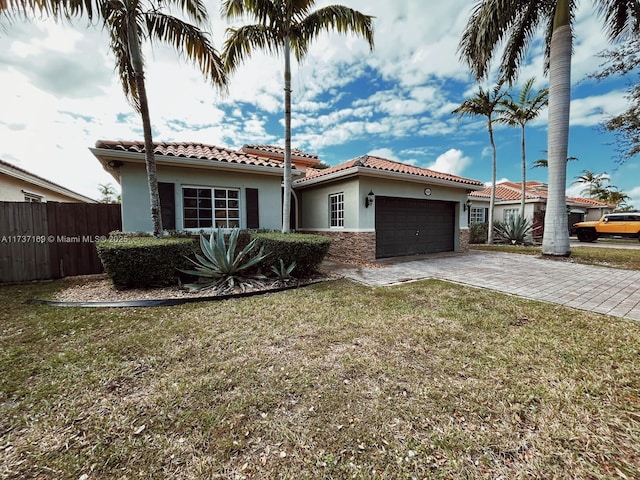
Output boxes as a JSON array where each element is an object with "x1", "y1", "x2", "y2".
[
  {"x1": 92, "y1": 141, "x2": 484, "y2": 263},
  {"x1": 0, "y1": 158, "x2": 96, "y2": 203},
  {"x1": 468, "y1": 180, "x2": 614, "y2": 230}
]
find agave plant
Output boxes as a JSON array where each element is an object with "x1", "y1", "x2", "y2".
[
  {"x1": 270, "y1": 259, "x2": 297, "y2": 287},
  {"x1": 493, "y1": 216, "x2": 533, "y2": 245},
  {"x1": 181, "y1": 228, "x2": 268, "y2": 292}
]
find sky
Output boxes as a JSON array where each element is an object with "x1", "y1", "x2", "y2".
[{"x1": 1, "y1": 0, "x2": 639, "y2": 207}]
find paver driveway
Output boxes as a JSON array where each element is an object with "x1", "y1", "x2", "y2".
[{"x1": 324, "y1": 250, "x2": 640, "y2": 321}]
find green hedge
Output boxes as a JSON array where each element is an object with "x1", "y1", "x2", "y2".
[
  {"x1": 469, "y1": 222, "x2": 489, "y2": 244},
  {"x1": 96, "y1": 237, "x2": 197, "y2": 289},
  {"x1": 253, "y1": 232, "x2": 331, "y2": 277}
]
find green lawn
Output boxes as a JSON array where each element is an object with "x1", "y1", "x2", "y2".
[{"x1": 2, "y1": 278, "x2": 640, "y2": 479}]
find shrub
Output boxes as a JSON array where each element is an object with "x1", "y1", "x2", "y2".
[
  {"x1": 180, "y1": 229, "x2": 268, "y2": 292},
  {"x1": 469, "y1": 222, "x2": 489, "y2": 244},
  {"x1": 253, "y1": 232, "x2": 331, "y2": 277},
  {"x1": 97, "y1": 237, "x2": 196, "y2": 289},
  {"x1": 493, "y1": 216, "x2": 534, "y2": 245}
]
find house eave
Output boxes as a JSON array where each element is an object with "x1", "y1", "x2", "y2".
[{"x1": 90, "y1": 148, "x2": 302, "y2": 182}]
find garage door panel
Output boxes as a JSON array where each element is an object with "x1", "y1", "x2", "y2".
[{"x1": 375, "y1": 196, "x2": 455, "y2": 258}]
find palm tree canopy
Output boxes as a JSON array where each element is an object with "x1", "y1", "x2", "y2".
[
  {"x1": 222, "y1": 0, "x2": 374, "y2": 71},
  {"x1": 497, "y1": 77, "x2": 548, "y2": 127},
  {"x1": 459, "y1": 0, "x2": 640, "y2": 83},
  {"x1": 452, "y1": 82, "x2": 507, "y2": 121},
  {"x1": 100, "y1": 0, "x2": 226, "y2": 111}
]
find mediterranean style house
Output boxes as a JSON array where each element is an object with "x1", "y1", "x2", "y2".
[
  {"x1": 468, "y1": 180, "x2": 615, "y2": 232},
  {"x1": 91, "y1": 141, "x2": 484, "y2": 263}
]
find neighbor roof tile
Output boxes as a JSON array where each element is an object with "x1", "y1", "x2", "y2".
[{"x1": 242, "y1": 144, "x2": 318, "y2": 159}]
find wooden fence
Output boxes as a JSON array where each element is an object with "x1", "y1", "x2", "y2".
[{"x1": 0, "y1": 202, "x2": 122, "y2": 283}]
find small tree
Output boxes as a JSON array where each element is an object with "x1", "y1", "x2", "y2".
[
  {"x1": 497, "y1": 78, "x2": 548, "y2": 217},
  {"x1": 98, "y1": 183, "x2": 120, "y2": 204},
  {"x1": 452, "y1": 82, "x2": 507, "y2": 244}
]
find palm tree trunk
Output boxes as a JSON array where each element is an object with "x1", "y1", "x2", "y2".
[
  {"x1": 282, "y1": 38, "x2": 292, "y2": 234},
  {"x1": 520, "y1": 124, "x2": 526, "y2": 217},
  {"x1": 488, "y1": 119, "x2": 496, "y2": 244},
  {"x1": 128, "y1": 20, "x2": 163, "y2": 237},
  {"x1": 542, "y1": 0, "x2": 571, "y2": 256}
]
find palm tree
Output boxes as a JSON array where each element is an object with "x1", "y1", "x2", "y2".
[
  {"x1": 459, "y1": 0, "x2": 640, "y2": 256},
  {"x1": 532, "y1": 153, "x2": 578, "y2": 168},
  {"x1": 453, "y1": 82, "x2": 507, "y2": 244},
  {"x1": 572, "y1": 169, "x2": 608, "y2": 198},
  {"x1": 99, "y1": 0, "x2": 226, "y2": 236},
  {"x1": 2, "y1": 0, "x2": 227, "y2": 237},
  {"x1": 98, "y1": 182, "x2": 119, "y2": 203},
  {"x1": 599, "y1": 187, "x2": 631, "y2": 208},
  {"x1": 221, "y1": 0, "x2": 374, "y2": 233},
  {"x1": 497, "y1": 77, "x2": 548, "y2": 217}
]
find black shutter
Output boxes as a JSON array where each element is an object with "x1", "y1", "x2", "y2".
[
  {"x1": 158, "y1": 182, "x2": 176, "y2": 230},
  {"x1": 246, "y1": 188, "x2": 259, "y2": 229}
]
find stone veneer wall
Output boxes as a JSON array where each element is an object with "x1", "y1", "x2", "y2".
[
  {"x1": 459, "y1": 228, "x2": 470, "y2": 252},
  {"x1": 303, "y1": 231, "x2": 376, "y2": 264}
]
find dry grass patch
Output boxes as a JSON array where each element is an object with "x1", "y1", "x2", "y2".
[
  {"x1": 472, "y1": 244, "x2": 640, "y2": 270},
  {"x1": 1, "y1": 278, "x2": 640, "y2": 479}
]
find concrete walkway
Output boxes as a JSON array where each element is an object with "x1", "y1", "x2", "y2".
[{"x1": 324, "y1": 250, "x2": 640, "y2": 321}]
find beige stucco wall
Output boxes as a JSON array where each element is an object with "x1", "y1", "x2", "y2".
[
  {"x1": 0, "y1": 174, "x2": 88, "y2": 203},
  {"x1": 297, "y1": 176, "x2": 472, "y2": 253},
  {"x1": 120, "y1": 163, "x2": 284, "y2": 232}
]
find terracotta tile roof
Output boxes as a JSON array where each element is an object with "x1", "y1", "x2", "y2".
[
  {"x1": 297, "y1": 155, "x2": 484, "y2": 186},
  {"x1": 470, "y1": 181, "x2": 548, "y2": 201},
  {"x1": 470, "y1": 181, "x2": 615, "y2": 208},
  {"x1": 242, "y1": 144, "x2": 318, "y2": 160},
  {"x1": 94, "y1": 140, "x2": 289, "y2": 169},
  {"x1": 567, "y1": 196, "x2": 615, "y2": 207}
]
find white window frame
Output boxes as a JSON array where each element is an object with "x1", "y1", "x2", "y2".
[
  {"x1": 470, "y1": 207, "x2": 486, "y2": 224},
  {"x1": 503, "y1": 208, "x2": 519, "y2": 223},
  {"x1": 182, "y1": 186, "x2": 240, "y2": 230},
  {"x1": 329, "y1": 192, "x2": 344, "y2": 228},
  {"x1": 22, "y1": 190, "x2": 43, "y2": 203}
]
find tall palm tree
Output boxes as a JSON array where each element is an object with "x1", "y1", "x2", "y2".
[
  {"x1": 221, "y1": 0, "x2": 374, "y2": 233},
  {"x1": 459, "y1": 0, "x2": 640, "y2": 256},
  {"x1": 497, "y1": 77, "x2": 548, "y2": 217},
  {"x1": 453, "y1": 82, "x2": 507, "y2": 244},
  {"x1": 2, "y1": 0, "x2": 227, "y2": 237}
]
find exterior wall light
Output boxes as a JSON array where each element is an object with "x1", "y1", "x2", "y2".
[
  {"x1": 463, "y1": 199, "x2": 472, "y2": 212},
  {"x1": 365, "y1": 190, "x2": 375, "y2": 208}
]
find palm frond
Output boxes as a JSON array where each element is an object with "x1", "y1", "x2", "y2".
[
  {"x1": 0, "y1": 0, "x2": 100, "y2": 22},
  {"x1": 161, "y1": 0, "x2": 209, "y2": 25},
  {"x1": 596, "y1": 0, "x2": 640, "y2": 41},
  {"x1": 295, "y1": 5, "x2": 374, "y2": 61},
  {"x1": 221, "y1": 0, "x2": 280, "y2": 26},
  {"x1": 223, "y1": 23, "x2": 280, "y2": 72},
  {"x1": 145, "y1": 11, "x2": 227, "y2": 89}
]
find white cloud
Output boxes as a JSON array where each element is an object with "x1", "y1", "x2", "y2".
[
  {"x1": 367, "y1": 148, "x2": 399, "y2": 161},
  {"x1": 427, "y1": 149, "x2": 472, "y2": 176}
]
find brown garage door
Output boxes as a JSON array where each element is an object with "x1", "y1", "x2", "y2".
[{"x1": 375, "y1": 196, "x2": 455, "y2": 258}]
